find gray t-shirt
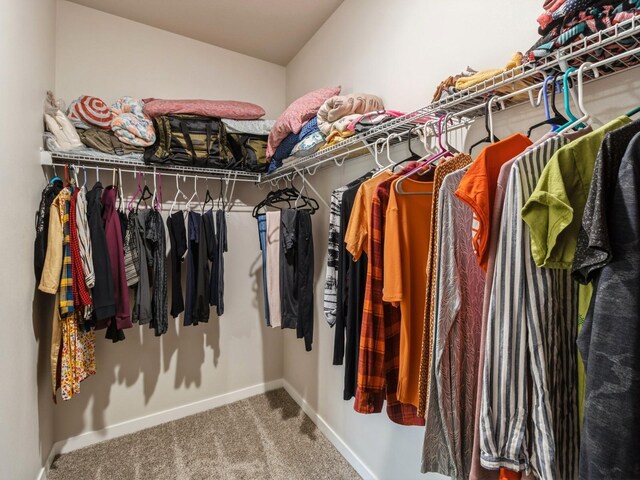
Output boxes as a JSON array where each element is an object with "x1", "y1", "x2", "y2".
[
  {"x1": 572, "y1": 119, "x2": 640, "y2": 283},
  {"x1": 577, "y1": 132, "x2": 640, "y2": 480}
]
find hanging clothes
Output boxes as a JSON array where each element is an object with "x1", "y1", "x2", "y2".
[
  {"x1": 102, "y1": 186, "x2": 132, "y2": 333},
  {"x1": 354, "y1": 162, "x2": 424, "y2": 426},
  {"x1": 417, "y1": 153, "x2": 472, "y2": 418},
  {"x1": 422, "y1": 167, "x2": 485, "y2": 480},
  {"x1": 343, "y1": 173, "x2": 388, "y2": 400},
  {"x1": 571, "y1": 119, "x2": 640, "y2": 426},
  {"x1": 383, "y1": 175, "x2": 434, "y2": 409},
  {"x1": 455, "y1": 133, "x2": 532, "y2": 271},
  {"x1": 468, "y1": 155, "x2": 518, "y2": 480},
  {"x1": 184, "y1": 210, "x2": 201, "y2": 326},
  {"x1": 123, "y1": 210, "x2": 140, "y2": 287},
  {"x1": 480, "y1": 136, "x2": 578, "y2": 480},
  {"x1": 75, "y1": 186, "x2": 95, "y2": 290},
  {"x1": 323, "y1": 186, "x2": 349, "y2": 327},
  {"x1": 295, "y1": 210, "x2": 314, "y2": 351},
  {"x1": 266, "y1": 211, "x2": 282, "y2": 328},
  {"x1": 194, "y1": 213, "x2": 211, "y2": 323},
  {"x1": 280, "y1": 209, "x2": 298, "y2": 329},
  {"x1": 132, "y1": 209, "x2": 152, "y2": 325},
  {"x1": 34, "y1": 179, "x2": 63, "y2": 282},
  {"x1": 257, "y1": 213, "x2": 271, "y2": 326},
  {"x1": 167, "y1": 211, "x2": 187, "y2": 318},
  {"x1": 213, "y1": 209, "x2": 227, "y2": 316},
  {"x1": 146, "y1": 208, "x2": 168, "y2": 335},
  {"x1": 85, "y1": 182, "x2": 116, "y2": 325},
  {"x1": 39, "y1": 187, "x2": 96, "y2": 401},
  {"x1": 576, "y1": 132, "x2": 640, "y2": 480},
  {"x1": 69, "y1": 189, "x2": 93, "y2": 321}
]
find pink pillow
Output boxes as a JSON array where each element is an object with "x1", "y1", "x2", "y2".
[
  {"x1": 142, "y1": 98, "x2": 265, "y2": 120},
  {"x1": 267, "y1": 86, "x2": 341, "y2": 158}
]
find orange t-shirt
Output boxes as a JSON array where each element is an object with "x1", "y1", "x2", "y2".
[
  {"x1": 383, "y1": 176, "x2": 434, "y2": 408},
  {"x1": 455, "y1": 133, "x2": 532, "y2": 271},
  {"x1": 345, "y1": 171, "x2": 393, "y2": 261}
]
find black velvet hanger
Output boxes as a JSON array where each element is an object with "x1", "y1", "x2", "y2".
[
  {"x1": 392, "y1": 126, "x2": 423, "y2": 172},
  {"x1": 527, "y1": 74, "x2": 569, "y2": 137}
]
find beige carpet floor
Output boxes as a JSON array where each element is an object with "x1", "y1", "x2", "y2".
[{"x1": 48, "y1": 388, "x2": 361, "y2": 480}]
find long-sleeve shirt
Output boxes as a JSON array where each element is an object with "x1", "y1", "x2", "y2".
[{"x1": 480, "y1": 136, "x2": 579, "y2": 480}]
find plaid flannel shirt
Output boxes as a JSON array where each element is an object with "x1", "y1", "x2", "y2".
[{"x1": 354, "y1": 163, "x2": 424, "y2": 426}]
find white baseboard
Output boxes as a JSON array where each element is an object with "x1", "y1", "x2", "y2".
[
  {"x1": 37, "y1": 379, "x2": 283, "y2": 480},
  {"x1": 281, "y1": 379, "x2": 377, "y2": 480}
]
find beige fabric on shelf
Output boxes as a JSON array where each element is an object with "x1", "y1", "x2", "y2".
[{"x1": 317, "y1": 93, "x2": 384, "y2": 135}]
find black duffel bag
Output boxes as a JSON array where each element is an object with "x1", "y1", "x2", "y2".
[{"x1": 144, "y1": 115, "x2": 240, "y2": 169}]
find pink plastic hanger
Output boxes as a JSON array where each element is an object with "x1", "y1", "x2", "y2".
[
  {"x1": 394, "y1": 115, "x2": 453, "y2": 195},
  {"x1": 127, "y1": 171, "x2": 143, "y2": 211}
]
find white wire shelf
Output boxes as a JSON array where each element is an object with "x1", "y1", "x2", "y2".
[
  {"x1": 40, "y1": 149, "x2": 263, "y2": 182},
  {"x1": 260, "y1": 15, "x2": 640, "y2": 184}
]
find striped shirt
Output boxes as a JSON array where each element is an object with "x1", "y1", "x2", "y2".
[
  {"x1": 75, "y1": 186, "x2": 95, "y2": 289},
  {"x1": 323, "y1": 186, "x2": 348, "y2": 326},
  {"x1": 480, "y1": 137, "x2": 579, "y2": 480}
]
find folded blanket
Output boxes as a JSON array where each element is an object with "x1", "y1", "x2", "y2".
[
  {"x1": 222, "y1": 119, "x2": 275, "y2": 135},
  {"x1": 111, "y1": 97, "x2": 156, "y2": 147},
  {"x1": 455, "y1": 52, "x2": 524, "y2": 91},
  {"x1": 271, "y1": 117, "x2": 321, "y2": 162},
  {"x1": 291, "y1": 131, "x2": 325, "y2": 157},
  {"x1": 317, "y1": 93, "x2": 384, "y2": 135},
  {"x1": 143, "y1": 98, "x2": 265, "y2": 120}
]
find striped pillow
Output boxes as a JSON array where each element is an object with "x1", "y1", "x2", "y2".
[{"x1": 69, "y1": 95, "x2": 113, "y2": 129}]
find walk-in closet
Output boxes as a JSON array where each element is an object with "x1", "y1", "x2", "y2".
[{"x1": 3, "y1": 1, "x2": 640, "y2": 479}]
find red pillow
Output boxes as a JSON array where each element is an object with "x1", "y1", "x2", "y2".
[
  {"x1": 142, "y1": 99, "x2": 265, "y2": 120},
  {"x1": 267, "y1": 86, "x2": 341, "y2": 158}
]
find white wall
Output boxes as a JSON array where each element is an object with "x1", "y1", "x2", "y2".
[
  {"x1": 55, "y1": 0, "x2": 286, "y2": 118},
  {"x1": 52, "y1": 0, "x2": 287, "y2": 446},
  {"x1": 282, "y1": 1, "x2": 618, "y2": 480},
  {"x1": 0, "y1": 0, "x2": 57, "y2": 478},
  {"x1": 286, "y1": 0, "x2": 542, "y2": 110}
]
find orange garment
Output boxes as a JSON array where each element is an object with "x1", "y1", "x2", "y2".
[
  {"x1": 455, "y1": 133, "x2": 532, "y2": 270},
  {"x1": 345, "y1": 171, "x2": 393, "y2": 260},
  {"x1": 383, "y1": 176, "x2": 434, "y2": 408},
  {"x1": 500, "y1": 468, "x2": 522, "y2": 480}
]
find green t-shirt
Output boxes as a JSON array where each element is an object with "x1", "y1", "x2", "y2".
[{"x1": 521, "y1": 116, "x2": 632, "y2": 269}]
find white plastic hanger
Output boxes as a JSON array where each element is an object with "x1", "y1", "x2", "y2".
[
  {"x1": 170, "y1": 174, "x2": 188, "y2": 216},
  {"x1": 186, "y1": 175, "x2": 201, "y2": 212}
]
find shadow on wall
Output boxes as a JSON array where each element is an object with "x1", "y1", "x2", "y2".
[
  {"x1": 36, "y1": 178, "x2": 280, "y2": 445},
  {"x1": 33, "y1": 290, "x2": 56, "y2": 468}
]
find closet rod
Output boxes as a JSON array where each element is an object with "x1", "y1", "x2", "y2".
[{"x1": 45, "y1": 161, "x2": 259, "y2": 183}]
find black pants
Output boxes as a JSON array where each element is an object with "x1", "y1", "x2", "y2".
[{"x1": 279, "y1": 209, "x2": 314, "y2": 351}]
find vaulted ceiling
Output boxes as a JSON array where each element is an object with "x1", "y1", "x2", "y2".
[{"x1": 68, "y1": 0, "x2": 343, "y2": 65}]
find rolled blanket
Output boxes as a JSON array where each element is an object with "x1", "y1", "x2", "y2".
[
  {"x1": 68, "y1": 95, "x2": 113, "y2": 130},
  {"x1": 317, "y1": 93, "x2": 384, "y2": 136},
  {"x1": 111, "y1": 97, "x2": 156, "y2": 148}
]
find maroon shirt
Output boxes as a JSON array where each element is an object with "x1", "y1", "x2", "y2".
[{"x1": 102, "y1": 186, "x2": 132, "y2": 330}]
